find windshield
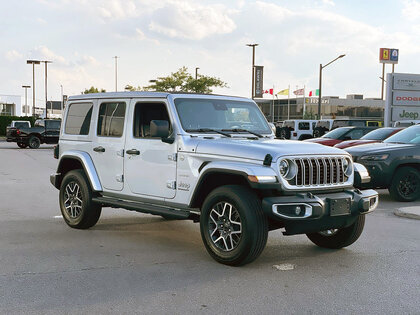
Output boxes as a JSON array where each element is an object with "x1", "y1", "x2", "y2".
[
  {"x1": 321, "y1": 127, "x2": 352, "y2": 139},
  {"x1": 361, "y1": 128, "x2": 396, "y2": 140},
  {"x1": 384, "y1": 125, "x2": 420, "y2": 144},
  {"x1": 174, "y1": 98, "x2": 271, "y2": 134}
]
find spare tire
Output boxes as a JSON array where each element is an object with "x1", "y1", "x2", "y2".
[
  {"x1": 313, "y1": 127, "x2": 326, "y2": 138},
  {"x1": 279, "y1": 127, "x2": 291, "y2": 139}
]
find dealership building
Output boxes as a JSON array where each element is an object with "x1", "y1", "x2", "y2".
[{"x1": 255, "y1": 94, "x2": 385, "y2": 122}]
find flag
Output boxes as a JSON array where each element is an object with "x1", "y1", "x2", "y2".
[
  {"x1": 293, "y1": 88, "x2": 304, "y2": 96},
  {"x1": 264, "y1": 89, "x2": 274, "y2": 95},
  {"x1": 309, "y1": 89, "x2": 319, "y2": 97},
  {"x1": 277, "y1": 89, "x2": 289, "y2": 95}
]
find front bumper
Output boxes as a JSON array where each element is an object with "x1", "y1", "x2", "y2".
[{"x1": 262, "y1": 188, "x2": 378, "y2": 235}]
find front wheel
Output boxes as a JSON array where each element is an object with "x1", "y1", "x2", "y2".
[
  {"x1": 389, "y1": 166, "x2": 420, "y2": 201},
  {"x1": 200, "y1": 185, "x2": 268, "y2": 266},
  {"x1": 306, "y1": 215, "x2": 365, "y2": 249},
  {"x1": 59, "y1": 169, "x2": 102, "y2": 229},
  {"x1": 17, "y1": 142, "x2": 27, "y2": 148}
]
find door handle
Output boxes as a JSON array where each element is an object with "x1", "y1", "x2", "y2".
[
  {"x1": 93, "y1": 146, "x2": 105, "y2": 152},
  {"x1": 126, "y1": 149, "x2": 140, "y2": 155}
]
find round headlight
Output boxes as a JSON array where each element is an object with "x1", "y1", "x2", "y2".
[
  {"x1": 279, "y1": 159, "x2": 289, "y2": 177},
  {"x1": 279, "y1": 159, "x2": 297, "y2": 180},
  {"x1": 342, "y1": 157, "x2": 353, "y2": 176}
]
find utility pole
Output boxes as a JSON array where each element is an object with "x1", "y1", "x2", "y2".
[
  {"x1": 195, "y1": 67, "x2": 200, "y2": 80},
  {"x1": 113, "y1": 56, "x2": 119, "y2": 92},
  {"x1": 41, "y1": 60, "x2": 52, "y2": 118},
  {"x1": 27, "y1": 60, "x2": 40, "y2": 117},
  {"x1": 22, "y1": 85, "x2": 31, "y2": 116},
  {"x1": 246, "y1": 44, "x2": 258, "y2": 99}
]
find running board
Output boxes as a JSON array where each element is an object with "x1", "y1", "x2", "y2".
[{"x1": 92, "y1": 196, "x2": 191, "y2": 219}]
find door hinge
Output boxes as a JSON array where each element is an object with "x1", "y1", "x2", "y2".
[
  {"x1": 168, "y1": 153, "x2": 177, "y2": 161},
  {"x1": 116, "y1": 174, "x2": 124, "y2": 182},
  {"x1": 166, "y1": 180, "x2": 176, "y2": 190},
  {"x1": 117, "y1": 149, "x2": 124, "y2": 157}
]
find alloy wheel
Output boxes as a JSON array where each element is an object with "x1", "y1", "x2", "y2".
[
  {"x1": 398, "y1": 173, "x2": 418, "y2": 198},
  {"x1": 64, "y1": 181, "x2": 83, "y2": 218}
]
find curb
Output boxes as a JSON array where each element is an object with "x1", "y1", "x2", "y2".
[{"x1": 394, "y1": 206, "x2": 420, "y2": 220}]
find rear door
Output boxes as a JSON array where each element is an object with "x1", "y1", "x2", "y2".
[
  {"x1": 124, "y1": 100, "x2": 177, "y2": 199},
  {"x1": 91, "y1": 100, "x2": 127, "y2": 191}
]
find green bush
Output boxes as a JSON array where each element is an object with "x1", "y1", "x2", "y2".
[{"x1": 0, "y1": 116, "x2": 36, "y2": 136}]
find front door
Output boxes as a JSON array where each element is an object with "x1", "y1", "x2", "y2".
[
  {"x1": 124, "y1": 100, "x2": 177, "y2": 199},
  {"x1": 91, "y1": 100, "x2": 127, "y2": 191}
]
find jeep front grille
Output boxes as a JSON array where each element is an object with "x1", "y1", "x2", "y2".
[{"x1": 290, "y1": 157, "x2": 348, "y2": 187}]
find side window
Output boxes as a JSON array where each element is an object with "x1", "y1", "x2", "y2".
[
  {"x1": 97, "y1": 102, "x2": 126, "y2": 137},
  {"x1": 298, "y1": 122, "x2": 310, "y2": 130},
  {"x1": 65, "y1": 103, "x2": 93, "y2": 135},
  {"x1": 347, "y1": 129, "x2": 364, "y2": 139},
  {"x1": 133, "y1": 102, "x2": 170, "y2": 138}
]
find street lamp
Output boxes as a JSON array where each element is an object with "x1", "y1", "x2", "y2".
[
  {"x1": 41, "y1": 60, "x2": 52, "y2": 118},
  {"x1": 22, "y1": 85, "x2": 31, "y2": 116},
  {"x1": 113, "y1": 56, "x2": 119, "y2": 92},
  {"x1": 318, "y1": 54, "x2": 345, "y2": 119},
  {"x1": 27, "y1": 60, "x2": 40, "y2": 117},
  {"x1": 246, "y1": 43, "x2": 258, "y2": 99},
  {"x1": 195, "y1": 67, "x2": 200, "y2": 80}
]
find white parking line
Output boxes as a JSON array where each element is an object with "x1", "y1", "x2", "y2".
[
  {"x1": 53, "y1": 215, "x2": 63, "y2": 219},
  {"x1": 273, "y1": 263, "x2": 295, "y2": 271}
]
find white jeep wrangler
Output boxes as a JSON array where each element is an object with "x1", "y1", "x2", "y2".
[{"x1": 51, "y1": 92, "x2": 378, "y2": 266}]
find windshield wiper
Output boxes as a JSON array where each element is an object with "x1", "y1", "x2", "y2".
[
  {"x1": 185, "y1": 128, "x2": 231, "y2": 137},
  {"x1": 221, "y1": 128, "x2": 263, "y2": 138}
]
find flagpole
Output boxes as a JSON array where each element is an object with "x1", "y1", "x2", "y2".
[
  {"x1": 272, "y1": 85, "x2": 275, "y2": 122},
  {"x1": 303, "y1": 85, "x2": 306, "y2": 118},
  {"x1": 287, "y1": 84, "x2": 290, "y2": 120}
]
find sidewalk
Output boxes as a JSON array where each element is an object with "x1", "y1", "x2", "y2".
[{"x1": 394, "y1": 206, "x2": 420, "y2": 220}]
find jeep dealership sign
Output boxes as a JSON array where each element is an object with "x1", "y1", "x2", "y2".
[{"x1": 385, "y1": 73, "x2": 420, "y2": 126}]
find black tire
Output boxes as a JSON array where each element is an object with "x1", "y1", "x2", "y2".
[
  {"x1": 28, "y1": 135, "x2": 41, "y2": 149},
  {"x1": 299, "y1": 134, "x2": 313, "y2": 140},
  {"x1": 59, "y1": 169, "x2": 102, "y2": 229},
  {"x1": 17, "y1": 142, "x2": 27, "y2": 148},
  {"x1": 389, "y1": 166, "x2": 420, "y2": 202},
  {"x1": 200, "y1": 185, "x2": 268, "y2": 266},
  {"x1": 306, "y1": 215, "x2": 365, "y2": 249},
  {"x1": 313, "y1": 127, "x2": 325, "y2": 138},
  {"x1": 279, "y1": 127, "x2": 291, "y2": 139}
]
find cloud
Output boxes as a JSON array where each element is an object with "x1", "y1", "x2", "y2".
[
  {"x1": 29, "y1": 46, "x2": 68, "y2": 65},
  {"x1": 402, "y1": 0, "x2": 420, "y2": 20},
  {"x1": 148, "y1": 1, "x2": 236, "y2": 40},
  {"x1": 5, "y1": 50, "x2": 24, "y2": 62}
]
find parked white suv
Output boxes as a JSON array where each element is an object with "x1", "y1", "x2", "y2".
[
  {"x1": 277, "y1": 120, "x2": 317, "y2": 140},
  {"x1": 50, "y1": 92, "x2": 378, "y2": 266}
]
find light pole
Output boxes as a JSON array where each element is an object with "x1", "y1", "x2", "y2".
[
  {"x1": 318, "y1": 54, "x2": 345, "y2": 119},
  {"x1": 195, "y1": 67, "x2": 200, "y2": 80},
  {"x1": 113, "y1": 56, "x2": 119, "y2": 92},
  {"x1": 246, "y1": 43, "x2": 258, "y2": 99},
  {"x1": 22, "y1": 85, "x2": 31, "y2": 116},
  {"x1": 41, "y1": 60, "x2": 52, "y2": 118},
  {"x1": 27, "y1": 60, "x2": 40, "y2": 117}
]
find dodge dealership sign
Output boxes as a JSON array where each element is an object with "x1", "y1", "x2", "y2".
[{"x1": 385, "y1": 73, "x2": 420, "y2": 126}]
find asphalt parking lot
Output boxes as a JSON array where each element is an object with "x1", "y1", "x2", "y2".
[{"x1": 0, "y1": 141, "x2": 419, "y2": 314}]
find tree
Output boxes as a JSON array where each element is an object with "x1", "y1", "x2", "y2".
[
  {"x1": 142, "y1": 66, "x2": 227, "y2": 93},
  {"x1": 82, "y1": 86, "x2": 106, "y2": 94}
]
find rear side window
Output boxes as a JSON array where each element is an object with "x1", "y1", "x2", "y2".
[
  {"x1": 65, "y1": 103, "x2": 93, "y2": 135},
  {"x1": 97, "y1": 102, "x2": 126, "y2": 137},
  {"x1": 298, "y1": 122, "x2": 310, "y2": 130}
]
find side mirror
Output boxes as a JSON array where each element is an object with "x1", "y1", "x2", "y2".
[{"x1": 150, "y1": 120, "x2": 170, "y2": 138}]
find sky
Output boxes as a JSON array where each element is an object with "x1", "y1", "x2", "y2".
[{"x1": 1, "y1": 0, "x2": 420, "y2": 107}]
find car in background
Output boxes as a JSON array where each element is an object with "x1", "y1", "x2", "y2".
[
  {"x1": 6, "y1": 120, "x2": 32, "y2": 143},
  {"x1": 313, "y1": 119, "x2": 382, "y2": 137},
  {"x1": 9, "y1": 119, "x2": 61, "y2": 148},
  {"x1": 346, "y1": 124, "x2": 420, "y2": 201},
  {"x1": 334, "y1": 127, "x2": 403, "y2": 149},
  {"x1": 276, "y1": 119, "x2": 317, "y2": 140},
  {"x1": 304, "y1": 126, "x2": 376, "y2": 147}
]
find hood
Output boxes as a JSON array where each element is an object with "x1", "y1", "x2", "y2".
[
  {"x1": 194, "y1": 137, "x2": 348, "y2": 161},
  {"x1": 304, "y1": 137, "x2": 341, "y2": 146},
  {"x1": 335, "y1": 139, "x2": 377, "y2": 149},
  {"x1": 345, "y1": 142, "x2": 418, "y2": 156}
]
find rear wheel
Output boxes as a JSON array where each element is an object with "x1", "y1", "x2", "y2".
[
  {"x1": 306, "y1": 215, "x2": 365, "y2": 249},
  {"x1": 59, "y1": 169, "x2": 102, "y2": 229},
  {"x1": 389, "y1": 167, "x2": 420, "y2": 201},
  {"x1": 200, "y1": 185, "x2": 268, "y2": 266},
  {"x1": 17, "y1": 142, "x2": 27, "y2": 148},
  {"x1": 28, "y1": 135, "x2": 40, "y2": 149}
]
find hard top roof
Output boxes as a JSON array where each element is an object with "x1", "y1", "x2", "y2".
[{"x1": 68, "y1": 91, "x2": 249, "y2": 101}]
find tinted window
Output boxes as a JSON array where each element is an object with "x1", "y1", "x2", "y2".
[
  {"x1": 298, "y1": 122, "x2": 310, "y2": 130},
  {"x1": 65, "y1": 103, "x2": 92, "y2": 135},
  {"x1": 14, "y1": 122, "x2": 30, "y2": 128},
  {"x1": 97, "y1": 102, "x2": 126, "y2": 137},
  {"x1": 322, "y1": 127, "x2": 353, "y2": 139},
  {"x1": 46, "y1": 120, "x2": 61, "y2": 129},
  {"x1": 346, "y1": 128, "x2": 364, "y2": 140},
  {"x1": 133, "y1": 102, "x2": 170, "y2": 138}
]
